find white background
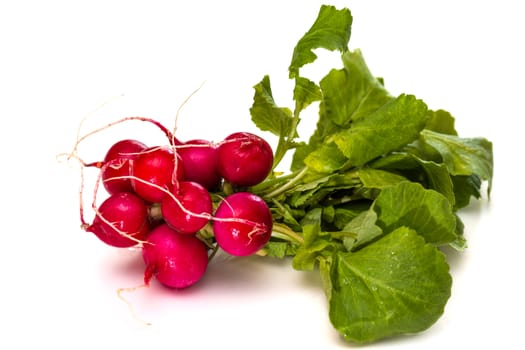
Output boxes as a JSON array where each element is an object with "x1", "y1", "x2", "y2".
[{"x1": 1, "y1": 0, "x2": 523, "y2": 348}]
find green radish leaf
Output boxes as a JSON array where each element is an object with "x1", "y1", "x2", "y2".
[
  {"x1": 293, "y1": 209, "x2": 327, "y2": 270},
  {"x1": 289, "y1": 5, "x2": 352, "y2": 78},
  {"x1": 420, "y1": 129, "x2": 493, "y2": 194},
  {"x1": 304, "y1": 141, "x2": 348, "y2": 173},
  {"x1": 414, "y1": 158, "x2": 456, "y2": 207},
  {"x1": 369, "y1": 152, "x2": 456, "y2": 206},
  {"x1": 293, "y1": 76, "x2": 322, "y2": 115},
  {"x1": 333, "y1": 201, "x2": 372, "y2": 230},
  {"x1": 321, "y1": 226, "x2": 452, "y2": 343},
  {"x1": 295, "y1": 50, "x2": 393, "y2": 171},
  {"x1": 451, "y1": 174, "x2": 483, "y2": 209},
  {"x1": 319, "y1": 50, "x2": 392, "y2": 127},
  {"x1": 263, "y1": 241, "x2": 297, "y2": 259},
  {"x1": 425, "y1": 109, "x2": 458, "y2": 135},
  {"x1": 250, "y1": 75, "x2": 294, "y2": 137},
  {"x1": 332, "y1": 94, "x2": 429, "y2": 167},
  {"x1": 341, "y1": 209, "x2": 382, "y2": 251},
  {"x1": 373, "y1": 181, "x2": 457, "y2": 245},
  {"x1": 356, "y1": 168, "x2": 407, "y2": 190},
  {"x1": 250, "y1": 75, "x2": 297, "y2": 169}
]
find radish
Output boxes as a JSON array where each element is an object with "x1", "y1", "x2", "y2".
[
  {"x1": 213, "y1": 192, "x2": 273, "y2": 256},
  {"x1": 101, "y1": 139, "x2": 147, "y2": 195},
  {"x1": 131, "y1": 146, "x2": 184, "y2": 203},
  {"x1": 143, "y1": 223, "x2": 209, "y2": 289},
  {"x1": 86, "y1": 192, "x2": 149, "y2": 248},
  {"x1": 217, "y1": 132, "x2": 273, "y2": 187},
  {"x1": 161, "y1": 181, "x2": 213, "y2": 234},
  {"x1": 178, "y1": 139, "x2": 222, "y2": 190}
]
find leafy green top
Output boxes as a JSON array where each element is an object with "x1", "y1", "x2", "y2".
[{"x1": 247, "y1": 4, "x2": 493, "y2": 345}]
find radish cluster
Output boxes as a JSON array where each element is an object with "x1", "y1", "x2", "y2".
[{"x1": 82, "y1": 128, "x2": 274, "y2": 289}]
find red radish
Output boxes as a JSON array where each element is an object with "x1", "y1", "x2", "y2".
[
  {"x1": 161, "y1": 181, "x2": 213, "y2": 234},
  {"x1": 101, "y1": 139, "x2": 147, "y2": 195},
  {"x1": 178, "y1": 139, "x2": 222, "y2": 190},
  {"x1": 86, "y1": 192, "x2": 149, "y2": 248},
  {"x1": 213, "y1": 192, "x2": 273, "y2": 256},
  {"x1": 143, "y1": 223, "x2": 209, "y2": 289},
  {"x1": 131, "y1": 146, "x2": 184, "y2": 203},
  {"x1": 217, "y1": 132, "x2": 273, "y2": 187}
]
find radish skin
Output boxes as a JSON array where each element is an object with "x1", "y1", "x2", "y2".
[{"x1": 142, "y1": 224, "x2": 209, "y2": 289}]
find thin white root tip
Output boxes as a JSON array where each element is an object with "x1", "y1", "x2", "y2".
[{"x1": 116, "y1": 284, "x2": 152, "y2": 327}]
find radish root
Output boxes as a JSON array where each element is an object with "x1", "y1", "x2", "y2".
[{"x1": 116, "y1": 283, "x2": 152, "y2": 327}]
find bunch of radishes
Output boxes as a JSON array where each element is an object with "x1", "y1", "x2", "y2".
[{"x1": 80, "y1": 121, "x2": 275, "y2": 289}]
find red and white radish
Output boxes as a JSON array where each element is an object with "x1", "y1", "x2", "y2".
[
  {"x1": 86, "y1": 191, "x2": 149, "y2": 248},
  {"x1": 217, "y1": 132, "x2": 273, "y2": 187},
  {"x1": 213, "y1": 192, "x2": 273, "y2": 256},
  {"x1": 131, "y1": 146, "x2": 184, "y2": 203},
  {"x1": 101, "y1": 139, "x2": 147, "y2": 195},
  {"x1": 142, "y1": 224, "x2": 209, "y2": 289},
  {"x1": 178, "y1": 139, "x2": 222, "y2": 190},
  {"x1": 161, "y1": 181, "x2": 213, "y2": 234}
]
